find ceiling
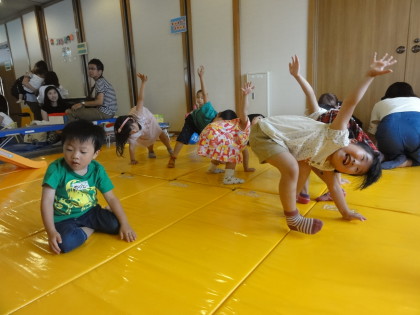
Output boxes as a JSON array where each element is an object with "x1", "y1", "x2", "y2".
[{"x1": 0, "y1": 0, "x2": 53, "y2": 24}]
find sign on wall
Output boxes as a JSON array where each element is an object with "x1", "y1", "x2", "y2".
[{"x1": 170, "y1": 16, "x2": 187, "y2": 33}]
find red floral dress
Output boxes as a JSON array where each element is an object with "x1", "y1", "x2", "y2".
[{"x1": 198, "y1": 118, "x2": 250, "y2": 163}]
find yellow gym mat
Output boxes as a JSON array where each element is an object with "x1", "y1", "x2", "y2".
[{"x1": 1, "y1": 141, "x2": 419, "y2": 314}]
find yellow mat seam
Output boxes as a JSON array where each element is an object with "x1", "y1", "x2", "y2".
[{"x1": 10, "y1": 188, "x2": 233, "y2": 314}]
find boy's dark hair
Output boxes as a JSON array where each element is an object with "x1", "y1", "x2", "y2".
[
  {"x1": 114, "y1": 115, "x2": 141, "y2": 157},
  {"x1": 33, "y1": 60, "x2": 49, "y2": 76},
  {"x1": 318, "y1": 93, "x2": 339, "y2": 107},
  {"x1": 62, "y1": 120, "x2": 105, "y2": 152},
  {"x1": 196, "y1": 89, "x2": 203, "y2": 96},
  {"x1": 248, "y1": 113, "x2": 265, "y2": 122},
  {"x1": 381, "y1": 82, "x2": 417, "y2": 100},
  {"x1": 217, "y1": 109, "x2": 237, "y2": 120},
  {"x1": 88, "y1": 58, "x2": 104, "y2": 72},
  {"x1": 354, "y1": 142, "x2": 382, "y2": 190},
  {"x1": 44, "y1": 71, "x2": 60, "y2": 86}
]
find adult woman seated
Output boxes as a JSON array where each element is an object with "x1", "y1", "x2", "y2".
[
  {"x1": 41, "y1": 86, "x2": 70, "y2": 121},
  {"x1": 37, "y1": 71, "x2": 69, "y2": 105},
  {"x1": 368, "y1": 82, "x2": 420, "y2": 169}
]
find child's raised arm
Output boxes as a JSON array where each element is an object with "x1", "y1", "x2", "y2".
[
  {"x1": 330, "y1": 53, "x2": 396, "y2": 131},
  {"x1": 238, "y1": 82, "x2": 254, "y2": 130},
  {"x1": 289, "y1": 55, "x2": 319, "y2": 115},
  {"x1": 197, "y1": 65, "x2": 209, "y2": 104},
  {"x1": 135, "y1": 73, "x2": 148, "y2": 111}
]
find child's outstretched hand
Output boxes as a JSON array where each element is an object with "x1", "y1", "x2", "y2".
[
  {"x1": 47, "y1": 230, "x2": 62, "y2": 254},
  {"x1": 368, "y1": 52, "x2": 397, "y2": 77},
  {"x1": 120, "y1": 223, "x2": 137, "y2": 242},
  {"x1": 197, "y1": 65, "x2": 205, "y2": 77},
  {"x1": 242, "y1": 82, "x2": 254, "y2": 95},
  {"x1": 137, "y1": 73, "x2": 148, "y2": 82},
  {"x1": 288, "y1": 55, "x2": 300, "y2": 77},
  {"x1": 343, "y1": 210, "x2": 367, "y2": 222}
]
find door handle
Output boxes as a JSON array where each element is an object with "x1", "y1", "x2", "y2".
[
  {"x1": 396, "y1": 46, "x2": 406, "y2": 54},
  {"x1": 412, "y1": 45, "x2": 420, "y2": 53}
]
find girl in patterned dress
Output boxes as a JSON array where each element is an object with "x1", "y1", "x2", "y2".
[
  {"x1": 114, "y1": 73, "x2": 173, "y2": 164},
  {"x1": 198, "y1": 82, "x2": 258, "y2": 184},
  {"x1": 250, "y1": 53, "x2": 396, "y2": 235}
]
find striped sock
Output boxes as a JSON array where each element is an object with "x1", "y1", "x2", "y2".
[{"x1": 285, "y1": 210, "x2": 323, "y2": 234}]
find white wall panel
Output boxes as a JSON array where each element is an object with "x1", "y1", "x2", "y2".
[
  {"x1": 81, "y1": 0, "x2": 130, "y2": 116},
  {"x1": 6, "y1": 18, "x2": 29, "y2": 77},
  {"x1": 22, "y1": 12, "x2": 43, "y2": 68},
  {"x1": 0, "y1": 24, "x2": 7, "y2": 43},
  {"x1": 130, "y1": 0, "x2": 186, "y2": 130},
  {"x1": 191, "y1": 0, "x2": 235, "y2": 112},
  {"x1": 241, "y1": 0, "x2": 308, "y2": 116},
  {"x1": 44, "y1": 0, "x2": 84, "y2": 97}
]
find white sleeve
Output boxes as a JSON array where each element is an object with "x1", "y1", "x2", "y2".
[{"x1": 368, "y1": 104, "x2": 380, "y2": 135}]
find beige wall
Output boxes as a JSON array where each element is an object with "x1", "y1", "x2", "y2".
[
  {"x1": 81, "y1": 0, "x2": 131, "y2": 116},
  {"x1": 191, "y1": 0, "x2": 236, "y2": 112},
  {"x1": 43, "y1": 0, "x2": 85, "y2": 97},
  {"x1": 241, "y1": 0, "x2": 309, "y2": 117},
  {"x1": 1, "y1": 0, "x2": 310, "y2": 129}
]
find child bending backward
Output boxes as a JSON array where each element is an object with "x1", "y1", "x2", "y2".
[
  {"x1": 198, "y1": 82, "x2": 260, "y2": 184},
  {"x1": 114, "y1": 73, "x2": 173, "y2": 164},
  {"x1": 249, "y1": 53, "x2": 396, "y2": 235}
]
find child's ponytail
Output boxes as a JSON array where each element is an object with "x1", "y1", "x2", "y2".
[{"x1": 114, "y1": 115, "x2": 133, "y2": 157}]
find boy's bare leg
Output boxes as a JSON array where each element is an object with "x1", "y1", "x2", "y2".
[
  {"x1": 159, "y1": 131, "x2": 174, "y2": 155},
  {"x1": 167, "y1": 141, "x2": 184, "y2": 168}
]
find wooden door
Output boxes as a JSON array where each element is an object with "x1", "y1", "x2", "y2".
[
  {"x1": 0, "y1": 65, "x2": 22, "y2": 125},
  {"x1": 405, "y1": 0, "x2": 420, "y2": 91},
  {"x1": 314, "y1": 0, "x2": 412, "y2": 127}
]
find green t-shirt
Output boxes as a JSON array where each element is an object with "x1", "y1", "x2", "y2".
[
  {"x1": 190, "y1": 101, "x2": 217, "y2": 132},
  {"x1": 42, "y1": 158, "x2": 114, "y2": 223}
]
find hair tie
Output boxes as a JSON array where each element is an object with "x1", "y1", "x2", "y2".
[{"x1": 117, "y1": 117, "x2": 131, "y2": 133}]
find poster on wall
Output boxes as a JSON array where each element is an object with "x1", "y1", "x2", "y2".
[
  {"x1": 4, "y1": 60, "x2": 11, "y2": 71},
  {"x1": 170, "y1": 16, "x2": 187, "y2": 33},
  {"x1": 77, "y1": 42, "x2": 88, "y2": 55},
  {"x1": 50, "y1": 33, "x2": 75, "y2": 46},
  {"x1": 62, "y1": 46, "x2": 72, "y2": 62}
]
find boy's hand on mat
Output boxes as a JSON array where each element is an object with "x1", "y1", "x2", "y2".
[
  {"x1": 343, "y1": 210, "x2": 367, "y2": 222},
  {"x1": 48, "y1": 230, "x2": 62, "y2": 254},
  {"x1": 120, "y1": 224, "x2": 137, "y2": 242},
  {"x1": 130, "y1": 160, "x2": 138, "y2": 165}
]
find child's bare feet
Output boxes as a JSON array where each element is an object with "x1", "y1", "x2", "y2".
[{"x1": 167, "y1": 156, "x2": 176, "y2": 168}]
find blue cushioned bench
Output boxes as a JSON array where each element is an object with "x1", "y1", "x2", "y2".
[{"x1": 0, "y1": 119, "x2": 170, "y2": 148}]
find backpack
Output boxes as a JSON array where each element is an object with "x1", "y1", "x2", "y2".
[{"x1": 10, "y1": 76, "x2": 25, "y2": 99}]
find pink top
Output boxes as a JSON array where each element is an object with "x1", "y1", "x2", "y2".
[{"x1": 127, "y1": 106, "x2": 162, "y2": 148}]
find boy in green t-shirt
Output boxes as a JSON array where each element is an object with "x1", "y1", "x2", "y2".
[{"x1": 41, "y1": 120, "x2": 136, "y2": 254}]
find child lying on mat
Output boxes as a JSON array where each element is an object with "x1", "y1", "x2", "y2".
[
  {"x1": 249, "y1": 53, "x2": 396, "y2": 235},
  {"x1": 41, "y1": 120, "x2": 136, "y2": 254}
]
